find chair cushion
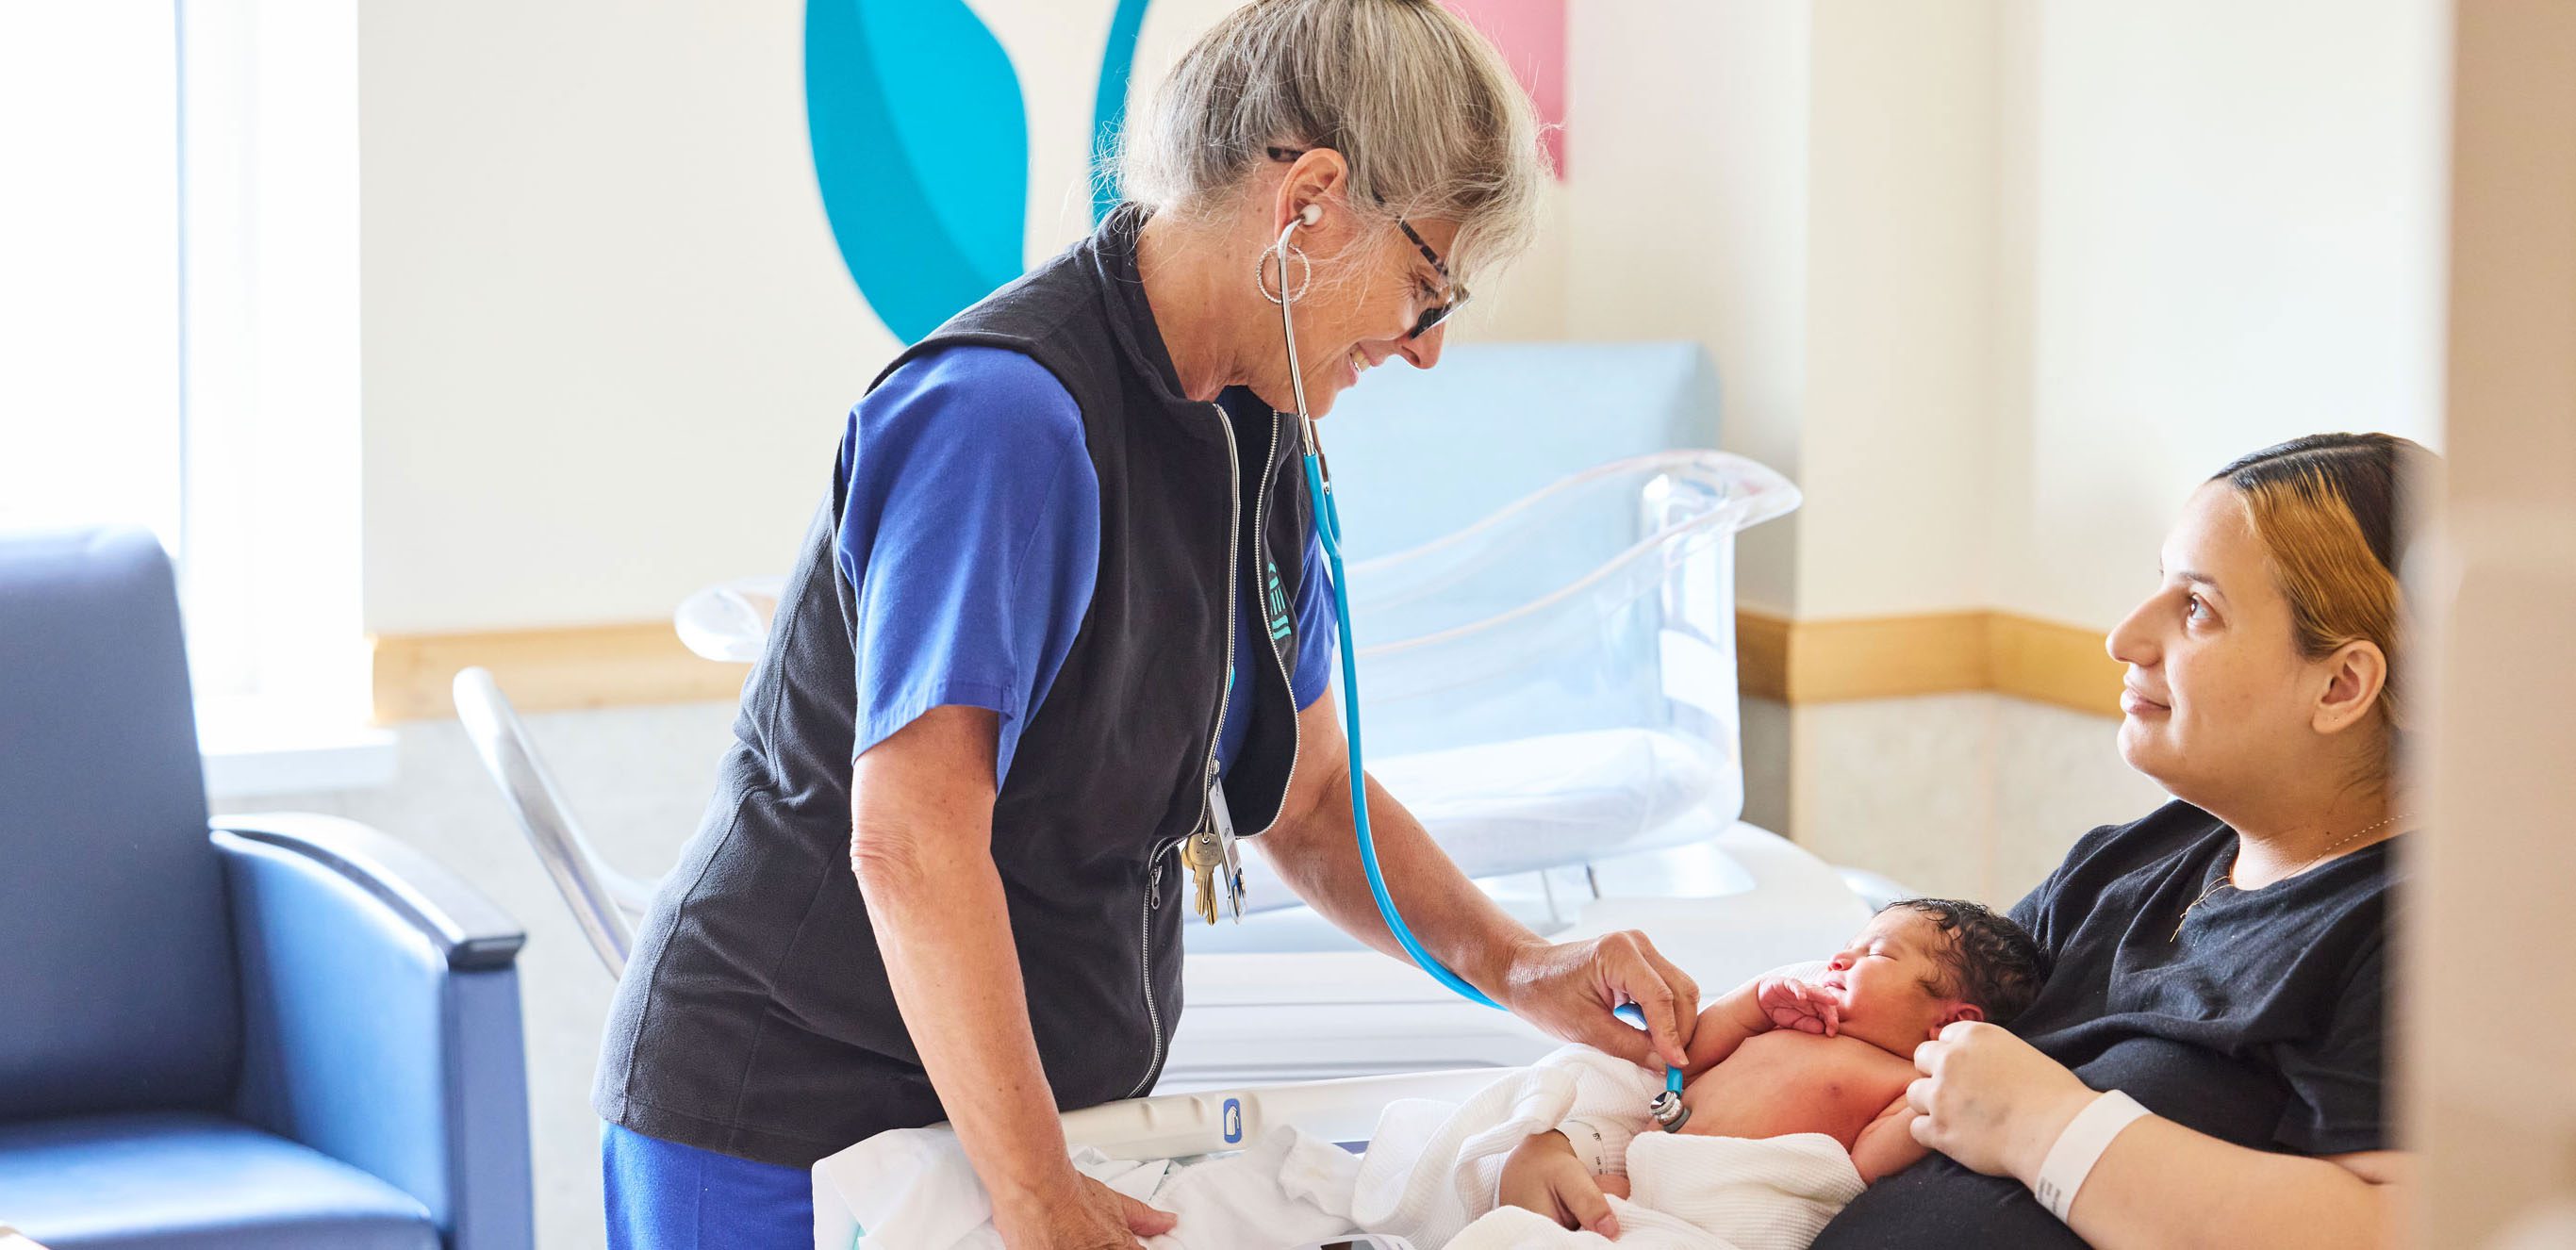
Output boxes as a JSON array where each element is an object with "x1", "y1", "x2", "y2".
[
  {"x1": 0, "y1": 1111, "x2": 438, "y2": 1250},
  {"x1": 0, "y1": 528, "x2": 236, "y2": 1120}
]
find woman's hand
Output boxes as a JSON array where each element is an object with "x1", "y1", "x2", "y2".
[
  {"x1": 1754, "y1": 974, "x2": 1841, "y2": 1036},
  {"x1": 991, "y1": 1171, "x2": 1176, "y2": 1249},
  {"x1": 1497, "y1": 1131, "x2": 1624, "y2": 1239},
  {"x1": 1906, "y1": 1021, "x2": 2097, "y2": 1182},
  {"x1": 1501, "y1": 930, "x2": 1701, "y2": 1070}
]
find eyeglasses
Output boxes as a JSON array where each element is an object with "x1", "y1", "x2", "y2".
[{"x1": 1266, "y1": 146, "x2": 1471, "y2": 341}]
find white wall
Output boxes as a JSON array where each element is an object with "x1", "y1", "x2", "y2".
[
  {"x1": 356, "y1": 0, "x2": 891, "y2": 636},
  {"x1": 1989, "y1": 0, "x2": 2451, "y2": 630},
  {"x1": 1562, "y1": 0, "x2": 1810, "y2": 613},
  {"x1": 353, "y1": 0, "x2": 1578, "y2": 638},
  {"x1": 1792, "y1": 0, "x2": 2003, "y2": 620}
]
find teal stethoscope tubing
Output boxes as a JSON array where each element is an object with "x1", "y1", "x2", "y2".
[
  {"x1": 1273, "y1": 218, "x2": 1685, "y2": 1102},
  {"x1": 1273, "y1": 212, "x2": 1499, "y2": 1012},
  {"x1": 1306, "y1": 446, "x2": 1679, "y2": 1103},
  {"x1": 1299, "y1": 451, "x2": 1499, "y2": 1010}
]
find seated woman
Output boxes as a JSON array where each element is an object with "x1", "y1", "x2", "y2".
[{"x1": 1808, "y1": 432, "x2": 2437, "y2": 1248}]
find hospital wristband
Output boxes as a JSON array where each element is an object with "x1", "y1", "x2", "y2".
[
  {"x1": 1557, "y1": 1116, "x2": 1630, "y2": 1178},
  {"x1": 2028, "y1": 1090, "x2": 2150, "y2": 1222}
]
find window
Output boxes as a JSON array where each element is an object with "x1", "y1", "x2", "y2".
[
  {"x1": 0, "y1": 5, "x2": 184, "y2": 547},
  {"x1": 3, "y1": 2, "x2": 383, "y2": 793}
]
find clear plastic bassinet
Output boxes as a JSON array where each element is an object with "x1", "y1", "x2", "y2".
[{"x1": 1235, "y1": 449, "x2": 1798, "y2": 905}]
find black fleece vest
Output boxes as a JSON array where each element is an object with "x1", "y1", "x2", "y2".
[{"x1": 594, "y1": 206, "x2": 1313, "y2": 1168}]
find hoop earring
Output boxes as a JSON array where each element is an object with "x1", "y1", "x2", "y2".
[{"x1": 1256, "y1": 244, "x2": 1312, "y2": 304}]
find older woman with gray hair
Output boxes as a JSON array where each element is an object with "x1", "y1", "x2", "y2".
[{"x1": 591, "y1": 3, "x2": 1702, "y2": 1245}]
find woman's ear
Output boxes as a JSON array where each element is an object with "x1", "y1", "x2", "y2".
[
  {"x1": 1275, "y1": 148, "x2": 1351, "y2": 238},
  {"x1": 2313, "y1": 638, "x2": 2390, "y2": 736}
]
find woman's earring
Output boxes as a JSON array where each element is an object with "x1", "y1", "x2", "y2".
[{"x1": 1256, "y1": 244, "x2": 1312, "y2": 304}]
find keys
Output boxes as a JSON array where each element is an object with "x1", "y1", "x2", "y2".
[
  {"x1": 1208, "y1": 781, "x2": 1246, "y2": 921},
  {"x1": 1181, "y1": 828, "x2": 1225, "y2": 926}
]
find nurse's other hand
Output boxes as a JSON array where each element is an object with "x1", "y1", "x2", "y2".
[
  {"x1": 1502, "y1": 930, "x2": 1700, "y2": 1070},
  {"x1": 993, "y1": 1171, "x2": 1175, "y2": 1249},
  {"x1": 1905, "y1": 1020, "x2": 2095, "y2": 1182}
]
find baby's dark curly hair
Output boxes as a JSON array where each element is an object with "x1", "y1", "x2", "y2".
[{"x1": 1887, "y1": 897, "x2": 2048, "y2": 1027}]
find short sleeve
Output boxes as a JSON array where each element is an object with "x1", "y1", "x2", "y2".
[
  {"x1": 834, "y1": 346, "x2": 1098, "y2": 783},
  {"x1": 2270, "y1": 930, "x2": 2389, "y2": 1155},
  {"x1": 1288, "y1": 497, "x2": 1340, "y2": 710}
]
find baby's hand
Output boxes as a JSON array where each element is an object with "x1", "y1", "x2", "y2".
[
  {"x1": 1755, "y1": 975, "x2": 1841, "y2": 1037},
  {"x1": 1498, "y1": 1131, "x2": 1622, "y2": 1239}
]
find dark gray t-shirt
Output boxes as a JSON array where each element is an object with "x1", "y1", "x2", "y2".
[{"x1": 1815, "y1": 800, "x2": 2398, "y2": 1248}]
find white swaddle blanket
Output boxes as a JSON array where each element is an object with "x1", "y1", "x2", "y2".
[
  {"x1": 1352, "y1": 1045, "x2": 1865, "y2": 1249},
  {"x1": 823, "y1": 1045, "x2": 1863, "y2": 1249}
]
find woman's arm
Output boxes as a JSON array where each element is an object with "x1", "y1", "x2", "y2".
[
  {"x1": 2061, "y1": 1125, "x2": 2403, "y2": 1250},
  {"x1": 1252, "y1": 692, "x2": 1701, "y2": 1068},
  {"x1": 1906, "y1": 1021, "x2": 2405, "y2": 1250},
  {"x1": 850, "y1": 705, "x2": 1172, "y2": 1249}
]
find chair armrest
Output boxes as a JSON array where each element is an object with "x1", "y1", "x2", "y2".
[
  {"x1": 213, "y1": 813, "x2": 535, "y2": 1250},
  {"x1": 215, "y1": 811, "x2": 525, "y2": 970}
]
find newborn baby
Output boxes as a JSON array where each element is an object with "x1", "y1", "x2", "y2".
[{"x1": 1499, "y1": 899, "x2": 2045, "y2": 1236}]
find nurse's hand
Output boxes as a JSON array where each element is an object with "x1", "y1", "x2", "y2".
[
  {"x1": 1501, "y1": 930, "x2": 1700, "y2": 1070},
  {"x1": 1905, "y1": 1020, "x2": 2095, "y2": 1183},
  {"x1": 993, "y1": 1170, "x2": 1175, "y2": 1249}
]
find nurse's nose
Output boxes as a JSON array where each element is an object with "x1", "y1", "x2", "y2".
[{"x1": 1398, "y1": 321, "x2": 1447, "y2": 370}]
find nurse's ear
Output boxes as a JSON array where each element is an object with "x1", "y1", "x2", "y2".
[{"x1": 1272, "y1": 146, "x2": 1352, "y2": 243}]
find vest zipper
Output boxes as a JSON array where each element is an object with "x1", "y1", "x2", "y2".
[
  {"x1": 1246, "y1": 412, "x2": 1303, "y2": 834},
  {"x1": 1130, "y1": 842, "x2": 1173, "y2": 1098},
  {"x1": 1127, "y1": 402, "x2": 1245, "y2": 1100}
]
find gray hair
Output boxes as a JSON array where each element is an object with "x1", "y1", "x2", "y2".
[{"x1": 1117, "y1": 0, "x2": 1548, "y2": 285}]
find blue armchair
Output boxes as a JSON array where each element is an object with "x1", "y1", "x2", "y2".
[{"x1": 0, "y1": 529, "x2": 534, "y2": 1250}]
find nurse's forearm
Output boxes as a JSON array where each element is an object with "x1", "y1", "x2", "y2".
[
  {"x1": 1263, "y1": 764, "x2": 1540, "y2": 996},
  {"x1": 848, "y1": 710, "x2": 1082, "y2": 1220},
  {"x1": 2049, "y1": 1116, "x2": 2401, "y2": 1250}
]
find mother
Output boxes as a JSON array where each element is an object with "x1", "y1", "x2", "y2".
[
  {"x1": 592, "y1": 4, "x2": 1702, "y2": 1247},
  {"x1": 1816, "y1": 433, "x2": 2436, "y2": 1247}
]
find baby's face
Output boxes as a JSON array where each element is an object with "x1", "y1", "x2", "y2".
[{"x1": 1818, "y1": 910, "x2": 1977, "y2": 1049}]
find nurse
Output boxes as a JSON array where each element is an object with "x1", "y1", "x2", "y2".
[{"x1": 594, "y1": 3, "x2": 1703, "y2": 1246}]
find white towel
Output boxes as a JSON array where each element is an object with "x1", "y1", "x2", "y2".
[
  {"x1": 1352, "y1": 1045, "x2": 1865, "y2": 1250},
  {"x1": 822, "y1": 1044, "x2": 1861, "y2": 1250},
  {"x1": 824, "y1": 1120, "x2": 1362, "y2": 1249}
]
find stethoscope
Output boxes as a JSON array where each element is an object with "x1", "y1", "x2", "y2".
[{"x1": 1269, "y1": 211, "x2": 1690, "y2": 1130}]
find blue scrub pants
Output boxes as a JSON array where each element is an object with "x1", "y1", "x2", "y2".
[{"x1": 603, "y1": 1122, "x2": 814, "y2": 1249}]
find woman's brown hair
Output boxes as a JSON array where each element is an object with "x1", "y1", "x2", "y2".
[{"x1": 2211, "y1": 433, "x2": 2439, "y2": 746}]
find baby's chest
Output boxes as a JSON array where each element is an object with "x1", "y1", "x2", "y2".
[{"x1": 1681, "y1": 1034, "x2": 1913, "y2": 1147}]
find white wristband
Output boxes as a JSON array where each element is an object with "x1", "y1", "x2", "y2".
[{"x1": 2030, "y1": 1090, "x2": 2150, "y2": 1222}]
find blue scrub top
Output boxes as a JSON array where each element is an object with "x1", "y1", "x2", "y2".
[{"x1": 834, "y1": 344, "x2": 1338, "y2": 783}]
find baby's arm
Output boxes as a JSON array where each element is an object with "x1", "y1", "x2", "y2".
[
  {"x1": 1848, "y1": 1094, "x2": 1930, "y2": 1184},
  {"x1": 1682, "y1": 974, "x2": 1842, "y2": 1077},
  {"x1": 1498, "y1": 1129, "x2": 1627, "y2": 1237}
]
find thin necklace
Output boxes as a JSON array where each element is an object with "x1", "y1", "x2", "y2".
[{"x1": 2169, "y1": 813, "x2": 2406, "y2": 943}]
